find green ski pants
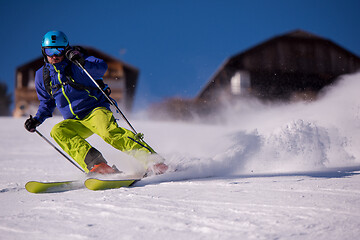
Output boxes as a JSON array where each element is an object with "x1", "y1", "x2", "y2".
[{"x1": 50, "y1": 107, "x2": 155, "y2": 172}]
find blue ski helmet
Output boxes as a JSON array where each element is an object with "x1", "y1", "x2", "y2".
[{"x1": 42, "y1": 30, "x2": 69, "y2": 48}]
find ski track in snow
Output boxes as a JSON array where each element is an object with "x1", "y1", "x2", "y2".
[{"x1": 1, "y1": 72, "x2": 360, "y2": 239}]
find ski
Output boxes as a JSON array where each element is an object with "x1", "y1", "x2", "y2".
[
  {"x1": 84, "y1": 178, "x2": 140, "y2": 191},
  {"x1": 25, "y1": 180, "x2": 82, "y2": 193},
  {"x1": 26, "y1": 164, "x2": 170, "y2": 193}
]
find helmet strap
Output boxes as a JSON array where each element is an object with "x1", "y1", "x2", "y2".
[{"x1": 41, "y1": 48, "x2": 49, "y2": 63}]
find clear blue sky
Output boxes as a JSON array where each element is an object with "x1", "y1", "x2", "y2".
[{"x1": 1, "y1": 0, "x2": 360, "y2": 111}]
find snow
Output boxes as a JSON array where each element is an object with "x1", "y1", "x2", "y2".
[{"x1": 1, "y1": 72, "x2": 360, "y2": 240}]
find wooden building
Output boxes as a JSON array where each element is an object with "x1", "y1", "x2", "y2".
[
  {"x1": 150, "y1": 30, "x2": 360, "y2": 120},
  {"x1": 13, "y1": 47, "x2": 138, "y2": 117},
  {"x1": 197, "y1": 30, "x2": 360, "y2": 109}
]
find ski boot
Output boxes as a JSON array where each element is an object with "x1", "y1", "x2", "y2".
[
  {"x1": 90, "y1": 162, "x2": 119, "y2": 174},
  {"x1": 144, "y1": 162, "x2": 169, "y2": 177},
  {"x1": 86, "y1": 148, "x2": 121, "y2": 175}
]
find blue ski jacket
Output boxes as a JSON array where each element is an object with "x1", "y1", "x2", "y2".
[{"x1": 34, "y1": 56, "x2": 110, "y2": 123}]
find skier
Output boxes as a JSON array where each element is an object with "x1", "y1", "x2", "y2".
[{"x1": 24, "y1": 30, "x2": 168, "y2": 175}]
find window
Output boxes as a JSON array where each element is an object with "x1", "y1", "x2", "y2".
[{"x1": 231, "y1": 71, "x2": 250, "y2": 95}]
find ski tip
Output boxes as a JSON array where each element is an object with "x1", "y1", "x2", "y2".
[
  {"x1": 25, "y1": 180, "x2": 76, "y2": 194},
  {"x1": 25, "y1": 181, "x2": 40, "y2": 193}
]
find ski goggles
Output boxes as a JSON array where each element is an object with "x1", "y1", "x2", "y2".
[{"x1": 43, "y1": 47, "x2": 66, "y2": 57}]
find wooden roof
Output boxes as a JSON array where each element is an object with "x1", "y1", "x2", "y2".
[{"x1": 197, "y1": 30, "x2": 360, "y2": 100}]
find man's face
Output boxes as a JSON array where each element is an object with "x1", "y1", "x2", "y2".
[{"x1": 47, "y1": 55, "x2": 65, "y2": 64}]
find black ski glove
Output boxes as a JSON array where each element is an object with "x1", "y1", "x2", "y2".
[
  {"x1": 24, "y1": 115, "x2": 40, "y2": 133},
  {"x1": 65, "y1": 48, "x2": 85, "y2": 67}
]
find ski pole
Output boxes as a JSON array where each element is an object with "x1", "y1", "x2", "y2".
[
  {"x1": 75, "y1": 60, "x2": 139, "y2": 135},
  {"x1": 35, "y1": 130, "x2": 85, "y2": 173}
]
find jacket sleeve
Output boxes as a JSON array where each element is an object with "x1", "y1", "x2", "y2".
[
  {"x1": 82, "y1": 56, "x2": 108, "y2": 80},
  {"x1": 34, "y1": 67, "x2": 56, "y2": 123}
]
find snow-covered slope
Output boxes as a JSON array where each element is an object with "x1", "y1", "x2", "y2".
[{"x1": 1, "y1": 72, "x2": 360, "y2": 240}]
